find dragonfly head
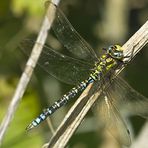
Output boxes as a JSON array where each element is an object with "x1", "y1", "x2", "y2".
[{"x1": 107, "y1": 45, "x2": 124, "y2": 60}]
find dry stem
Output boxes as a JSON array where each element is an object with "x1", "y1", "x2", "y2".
[{"x1": 0, "y1": 0, "x2": 60, "y2": 145}]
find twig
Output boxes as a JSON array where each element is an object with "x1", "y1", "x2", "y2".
[
  {"x1": 47, "y1": 20, "x2": 148, "y2": 148},
  {"x1": 0, "y1": 0, "x2": 60, "y2": 145}
]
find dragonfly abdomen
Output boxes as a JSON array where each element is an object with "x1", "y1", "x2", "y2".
[
  {"x1": 26, "y1": 45, "x2": 123, "y2": 131},
  {"x1": 26, "y1": 78, "x2": 94, "y2": 130}
]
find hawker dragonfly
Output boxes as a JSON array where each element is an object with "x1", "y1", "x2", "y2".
[{"x1": 24, "y1": 2, "x2": 148, "y2": 146}]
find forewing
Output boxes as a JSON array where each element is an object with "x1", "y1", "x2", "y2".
[
  {"x1": 20, "y1": 40, "x2": 93, "y2": 85},
  {"x1": 46, "y1": 2, "x2": 98, "y2": 62}
]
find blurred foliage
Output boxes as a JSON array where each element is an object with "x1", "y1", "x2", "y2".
[
  {"x1": 12, "y1": 0, "x2": 44, "y2": 16},
  {"x1": 0, "y1": 0, "x2": 148, "y2": 148}
]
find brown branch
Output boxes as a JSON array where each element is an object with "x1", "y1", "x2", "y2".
[
  {"x1": 47, "y1": 20, "x2": 148, "y2": 148},
  {"x1": 0, "y1": 0, "x2": 60, "y2": 145}
]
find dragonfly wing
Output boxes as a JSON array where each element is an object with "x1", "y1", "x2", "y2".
[
  {"x1": 96, "y1": 94, "x2": 131, "y2": 146},
  {"x1": 20, "y1": 40, "x2": 93, "y2": 85},
  {"x1": 46, "y1": 2, "x2": 98, "y2": 63},
  {"x1": 108, "y1": 77, "x2": 148, "y2": 118}
]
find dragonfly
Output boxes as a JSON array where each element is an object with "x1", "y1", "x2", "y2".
[{"x1": 24, "y1": 2, "x2": 148, "y2": 146}]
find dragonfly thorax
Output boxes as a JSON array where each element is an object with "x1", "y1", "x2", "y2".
[
  {"x1": 90, "y1": 54, "x2": 117, "y2": 81},
  {"x1": 90, "y1": 45, "x2": 124, "y2": 81}
]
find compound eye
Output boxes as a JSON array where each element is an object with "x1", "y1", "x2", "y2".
[
  {"x1": 115, "y1": 51, "x2": 124, "y2": 59},
  {"x1": 114, "y1": 45, "x2": 123, "y2": 51},
  {"x1": 113, "y1": 52, "x2": 119, "y2": 57},
  {"x1": 108, "y1": 45, "x2": 114, "y2": 52},
  {"x1": 114, "y1": 45, "x2": 118, "y2": 49},
  {"x1": 109, "y1": 45, "x2": 113, "y2": 49}
]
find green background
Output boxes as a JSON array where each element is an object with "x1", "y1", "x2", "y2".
[{"x1": 0, "y1": 0, "x2": 148, "y2": 147}]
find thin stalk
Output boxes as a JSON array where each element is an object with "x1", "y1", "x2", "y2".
[{"x1": 0, "y1": 0, "x2": 60, "y2": 145}]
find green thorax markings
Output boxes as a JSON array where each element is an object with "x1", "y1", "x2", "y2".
[{"x1": 90, "y1": 45, "x2": 124, "y2": 81}]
